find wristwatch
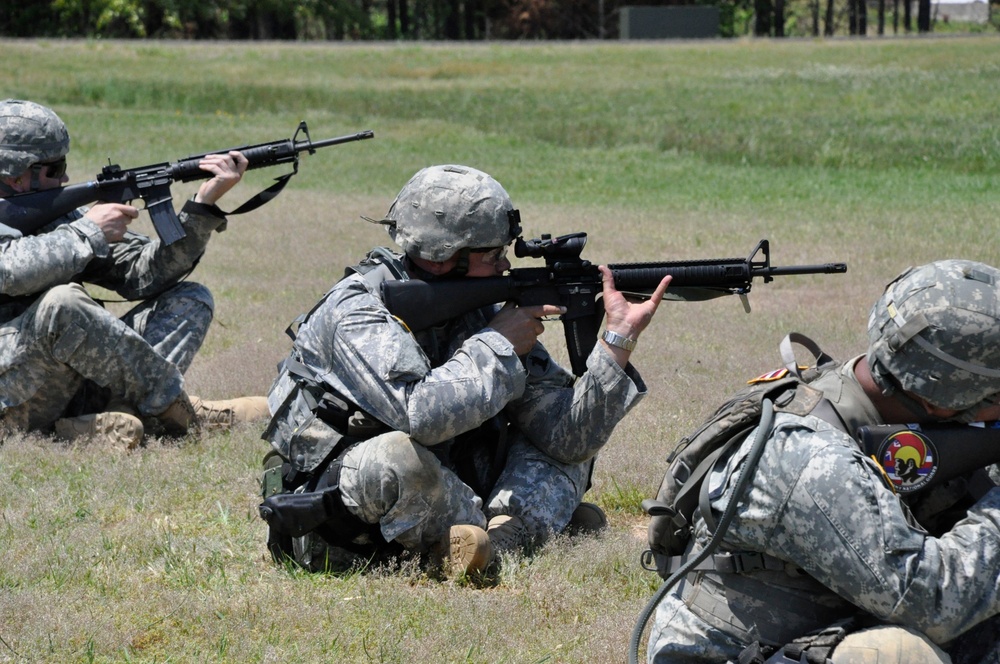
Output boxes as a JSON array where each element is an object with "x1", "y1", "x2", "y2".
[{"x1": 602, "y1": 330, "x2": 637, "y2": 352}]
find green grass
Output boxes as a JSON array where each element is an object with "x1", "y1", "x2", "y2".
[{"x1": 1, "y1": 37, "x2": 1000, "y2": 662}]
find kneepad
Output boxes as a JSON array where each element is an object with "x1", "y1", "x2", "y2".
[{"x1": 831, "y1": 626, "x2": 951, "y2": 664}]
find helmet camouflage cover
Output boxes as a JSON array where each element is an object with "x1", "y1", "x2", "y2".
[
  {"x1": 0, "y1": 99, "x2": 70, "y2": 178},
  {"x1": 867, "y1": 259, "x2": 1000, "y2": 412},
  {"x1": 385, "y1": 164, "x2": 519, "y2": 262}
]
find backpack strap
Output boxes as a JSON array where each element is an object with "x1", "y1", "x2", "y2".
[
  {"x1": 780, "y1": 332, "x2": 838, "y2": 378},
  {"x1": 658, "y1": 550, "x2": 793, "y2": 576},
  {"x1": 777, "y1": 332, "x2": 851, "y2": 435},
  {"x1": 695, "y1": 431, "x2": 754, "y2": 536},
  {"x1": 696, "y1": 381, "x2": 848, "y2": 543},
  {"x1": 665, "y1": 375, "x2": 846, "y2": 577}
]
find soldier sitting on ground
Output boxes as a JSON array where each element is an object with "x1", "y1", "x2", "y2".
[
  {"x1": 259, "y1": 164, "x2": 671, "y2": 575},
  {"x1": 646, "y1": 259, "x2": 1000, "y2": 664},
  {"x1": 0, "y1": 99, "x2": 268, "y2": 448}
]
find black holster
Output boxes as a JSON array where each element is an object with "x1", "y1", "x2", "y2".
[{"x1": 259, "y1": 452, "x2": 389, "y2": 558}]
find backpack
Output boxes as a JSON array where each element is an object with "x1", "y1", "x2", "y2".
[{"x1": 640, "y1": 332, "x2": 842, "y2": 579}]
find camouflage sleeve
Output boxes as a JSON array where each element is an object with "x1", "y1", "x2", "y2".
[
  {"x1": 504, "y1": 342, "x2": 647, "y2": 465},
  {"x1": 719, "y1": 414, "x2": 1000, "y2": 644},
  {"x1": 295, "y1": 276, "x2": 527, "y2": 445},
  {"x1": 79, "y1": 200, "x2": 226, "y2": 298},
  {"x1": 0, "y1": 214, "x2": 109, "y2": 296}
]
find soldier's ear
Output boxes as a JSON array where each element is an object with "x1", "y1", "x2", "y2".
[{"x1": 0, "y1": 173, "x2": 27, "y2": 195}]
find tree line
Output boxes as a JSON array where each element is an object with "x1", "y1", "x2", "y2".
[{"x1": 0, "y1": 0, "x2": 965, "y2": 40}]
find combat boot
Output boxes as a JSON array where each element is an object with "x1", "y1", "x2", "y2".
[
  {"x1": 189, "y1": 395, "x2": 270, "y2": 430},
  {"x1": 565, "y1": 501, "x2": 608, "y2": 536},
  {"x1": 54, "y1": 412, "x2": 145, "y2": 450},
  {"x1": 151, "y1": 390, "x2": 200, "y2": 437},
  {"x1": 446, "y1": 524, "x2": 492, "y2": 575},
  {"x1": 486, "y1": 514, "x2": 526, "y2": 558}
]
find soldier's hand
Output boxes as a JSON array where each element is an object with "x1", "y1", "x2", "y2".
[
  {"x1": 194, "y1": 150, "x2": 248, "y2": 205},
  {"x1": 490, "y1": 303, "x2": 565, "y2": 356},
  {"x1": 86, "y1": 203, "x2": 139, "y2": 243},
  {"x1": 598, "y1": 264, "x2": 671, "y2": 366}
]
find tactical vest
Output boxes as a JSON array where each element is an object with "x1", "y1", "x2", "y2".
[
  {"x1": 258, "y1": 248, "x2": 407, "y2": 566},
  {"x1": 262, "y1": 248, "x2": 405, "y2": 475}
]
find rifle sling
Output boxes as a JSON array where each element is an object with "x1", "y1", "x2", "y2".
[{"x1": 220, "y1": 171, "x2": 294, "y2": 217}]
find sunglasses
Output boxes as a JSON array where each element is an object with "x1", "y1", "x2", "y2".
[
  {"x1": 32, "y1": 157, "x2": 67, "y2": 179},
  {"x1": 470, "y1": 245, "x2": 509, "y2": 265}
]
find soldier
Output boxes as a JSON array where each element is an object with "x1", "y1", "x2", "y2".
[
  {"x1": 646, "y1": 259, "x2": 1000, "y2": 664},
  {"x1": 0, "y1": 99, "x2": 268, "y2": 448},
  {"x1": 260, "y1": 164, "x2": 671, "y2": 575}
]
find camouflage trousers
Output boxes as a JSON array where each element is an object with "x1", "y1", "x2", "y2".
[
  {"x1": 948, "y1": 614, "x2": 1000, "y2": 664},
  {"x1": 0, "y1": 281, "x2": 213, "y2": 431},
  {"x1": 334, "y1": 429, "x2": 591, "y2": 552}
]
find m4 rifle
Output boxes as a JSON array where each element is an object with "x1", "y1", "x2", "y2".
[
  {"x1": 0, "y1": 121, "x2": 374, "y2": 245},
  {"x1": 381, "y1": 233, "x2": 848, "y2": 376}
]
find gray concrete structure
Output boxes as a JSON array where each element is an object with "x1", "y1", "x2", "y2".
[{"x1": 619, "y1": 6, "x2": 720, "y2": 39}]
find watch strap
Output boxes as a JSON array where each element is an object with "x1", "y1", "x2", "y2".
[{"x1": 602, "y1": 330, "x2": 637, "y2": 352}]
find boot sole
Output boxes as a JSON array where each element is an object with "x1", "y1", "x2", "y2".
[
  {"x1": 449, "y1": 526, "x2": 492, "y2": 574},
  {"x1": 54, "y1": 413, "x2": 144, "y2": 450}
]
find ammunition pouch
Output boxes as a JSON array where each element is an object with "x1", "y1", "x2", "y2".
[{"x1": 262, "y1": 357, "x2": 388, "y2": 474}]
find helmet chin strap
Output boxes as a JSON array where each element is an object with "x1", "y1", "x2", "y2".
[
  {"x1": 869, "y1": 357, "x2": 936, "y2": 419},
  {"x1": 450, "y1": 248, "x2": 470, "y2": 277},
  {"x1": 871, "y1": 356, "x2": 998, "y2": 423}
]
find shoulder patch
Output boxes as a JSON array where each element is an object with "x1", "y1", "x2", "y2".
[{"x1": 873, "y1": 429, "x2": 939, "y2": 494}]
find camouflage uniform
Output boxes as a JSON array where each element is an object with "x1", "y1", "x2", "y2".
[
  {"x1": 648, "y1": 259, "x2": 1000, "y2": 664},
  {"x1": 0, "y1": 204, "x2": 226, "y2": 430},
  {"x1": 267, "y1": 256, "x2": 648, "y2": 557}
]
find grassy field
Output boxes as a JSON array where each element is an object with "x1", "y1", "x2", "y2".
[{"x1": 1, "y1": 36, "x2": 999, "y2": 662}]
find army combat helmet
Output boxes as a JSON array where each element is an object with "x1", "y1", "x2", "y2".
[
  {"x1": 0, "y1": 100, "x2": 70, "y2": 180},
  {"x1": 384, "y1": 164, "x2": 521, "y2": 264},
  {"x1": 867, "y1": 259, "x2": 1000, "y2": 419}
]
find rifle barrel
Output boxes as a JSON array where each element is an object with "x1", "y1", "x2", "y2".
[
  {"x1": 763, "y1": 263, "x2": 848, "y2": 276},
  {"x1": 300, "y1": 130, "x2": 375, "y2": 151}
]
